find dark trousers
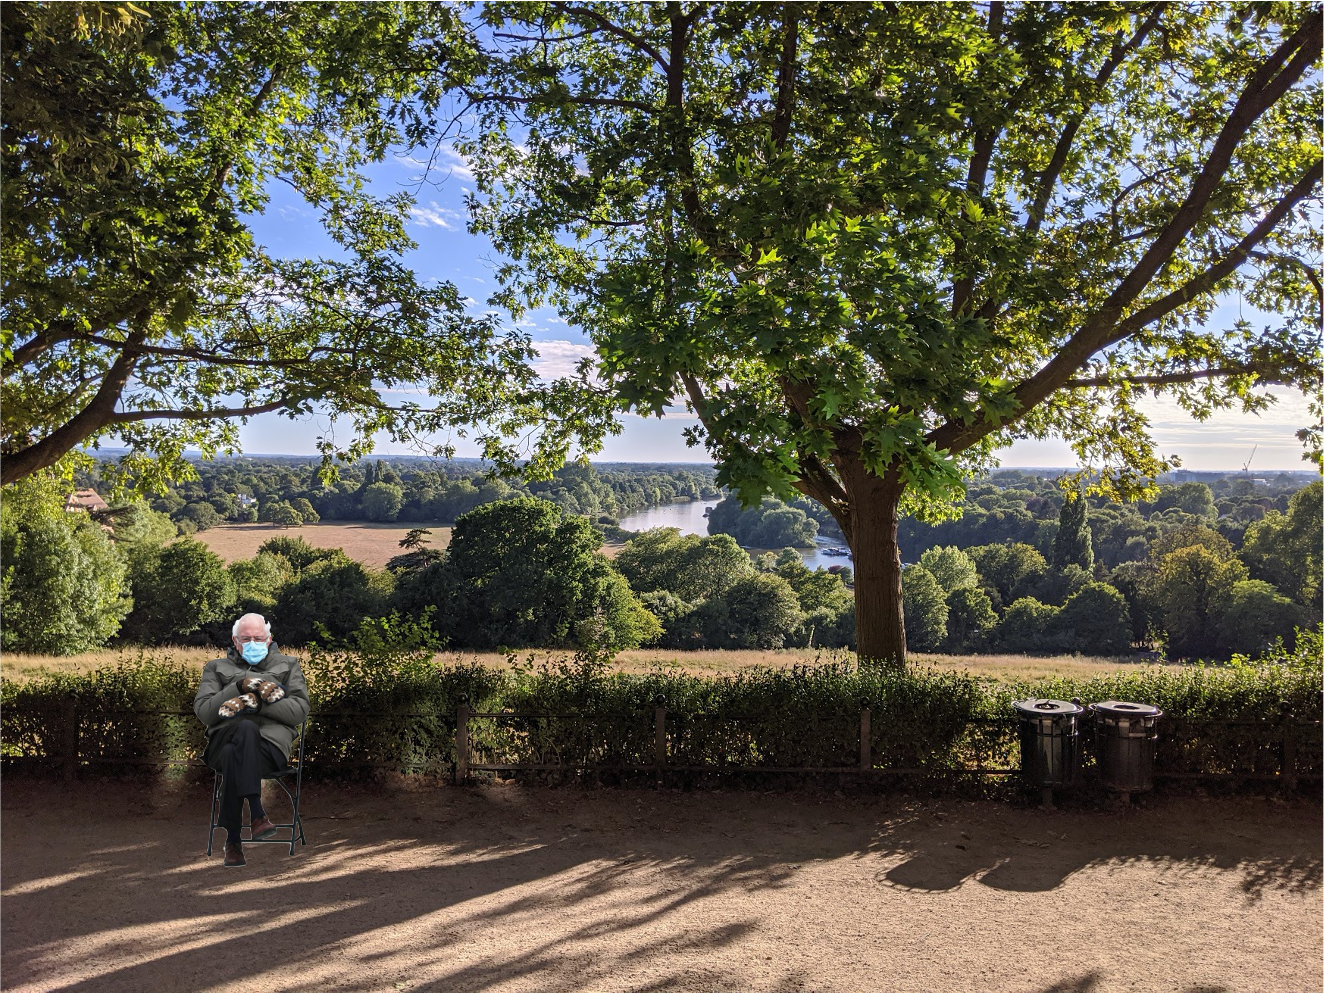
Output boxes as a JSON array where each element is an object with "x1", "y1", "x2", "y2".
[{"x1": 204, "y1": 720, "x2": 288, "y2": 833}]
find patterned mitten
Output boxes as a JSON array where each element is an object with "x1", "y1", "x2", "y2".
[
  {"x1": 237, "y1": 675, "x2": 265, "y2": 695},
  {"x1": 218, "y1": 693, "x2": 260, "y2": 719},
  {"x1": 255, "y1": 680, "x2": 286, "y2": 704}
]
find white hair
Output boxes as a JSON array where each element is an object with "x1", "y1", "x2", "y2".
[{"x1": 232, "y1": 613, "x2": 272, "y2": 639}]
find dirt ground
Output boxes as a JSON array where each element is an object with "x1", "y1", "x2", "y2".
[{"x1": 2, "y1": 779, "x2": 1319, "y2": 993}]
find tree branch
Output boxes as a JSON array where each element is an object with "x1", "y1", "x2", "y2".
[
  {"x1": 1063, "y1": 363, "x2": 1306, "y2": 390},
  {"x1": 1026, "y1": 4, "x2": 1164, "y2": 236},
  {"x1": 552, "y1": 3, "x2": 670, "y2": 74},
  {"x1": 770, "y1": 10, "x2": 798, "y2": 151}
]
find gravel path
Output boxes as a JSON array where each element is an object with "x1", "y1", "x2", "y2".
[{"x1": 2, "y1": 779, "x2": 1319, "y2": 993}]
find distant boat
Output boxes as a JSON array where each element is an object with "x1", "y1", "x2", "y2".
[{"x1": 823, "y1": 546, "x2": 850, "y2": 557}]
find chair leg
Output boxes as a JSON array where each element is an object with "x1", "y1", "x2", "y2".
[{"x1": 206, "y1": 771, "x2": 222, "y2": 856}]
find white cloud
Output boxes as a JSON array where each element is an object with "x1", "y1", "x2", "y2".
[
  {"x1": 546, "y1": 316, "x2": 568, "y2": 325},
  {"x1": 514, "y1": 318, "x2": 539, "y2": 328},
  {"x1": 533, "y1": 339, "x2": 596, "y2": 380},
  {"x1": 409, "y1": 201, "x2": 461, "y2": 230}
]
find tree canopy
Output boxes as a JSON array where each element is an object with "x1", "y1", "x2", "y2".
[
  {"x1": 457, "y1": 2, "x2": 1321, "y2": 663},
  {"x1": 1, "y1": 1, "x2": 611, "y2": 490}
]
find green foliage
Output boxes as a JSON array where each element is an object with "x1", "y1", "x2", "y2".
[
  {"x1": 901, "y1": 567, "x2": 948, "y2": 652},
  {"x1": 1149, "y1": 545, "x2": 1248, "y2": 660},
  {"x1": 432, "y1": 497, "x2": 636, "y2": 650},
  {"x1": 2, "y1": 1, "x2": 613, "y2": 488},
  {"x1": 1053, "y1": 582, "x2": 1132, "y2": 655},
  {"x1": 227, "y1": 551, "x2": 294, "y2": 614},
  {"x1": 0, "y1": 477, "x2": 131, "y2": 653},
  {"x1": 968, "y1": 542, "x2": 1047, "y2": 608},
  {"x1": 705, "y1": 495, "x2": 819, "y2": 549},
  {"x1": 1052, "y1": 494, "x2": 1094, "y2": 572},
  {"x1": 697, "y1": 573, "x2": 804, "y2": 650},
  {"x1": 256, "y1": 535, "x2": 339, "y2": 573},
  {"x1": 997, "y1": 598, "x2": 1061, "y2": 653},
  {"x1": 918, "y1": 545, "x2": 979, "y2": 594},
  {"x1": 614, "y1": 528, "x2": 754, "y2": 601},
  {"x1": 6, "y1": 648, "x2": 1317, "y2": 780},
  {"x1": 360, "y1": 482, "x2": 404, "y2": 522},
  {"x1": 1240, "y1": 481, "x2": 1322, "y2": 611},
  {"x1": 274, "y1": 553, "x2": 392, "y2": 647},
  {"x1": 942, "y1": 586, "x2": 998, "y2": 653},
  {"x1": 1214, "y1": 581, "x2": 1312, "y2": 660},
  {"x1": 461, "y1": 3, "x2": 1321, "y2": 663},
  {"x1": 120, "y1": 539, "x2": 236, "y2": 644}
]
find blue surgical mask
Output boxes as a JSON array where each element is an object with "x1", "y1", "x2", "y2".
[{"x1": 241, "y1": 641, "x2": 269, "y2": 664}]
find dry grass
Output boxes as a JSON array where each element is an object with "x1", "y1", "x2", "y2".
[
  {"x1": 2, "y1": 645, "x2": 1159, "y2": 686},
  {"x1": 193, "y1": 522, "x2": 455, "y2": 569}
]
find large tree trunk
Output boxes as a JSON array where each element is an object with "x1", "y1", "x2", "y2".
[{"x1": 847, "y1": 471, "x2": 907, "y2": 669}]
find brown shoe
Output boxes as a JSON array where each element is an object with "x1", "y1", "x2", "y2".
[
  {"x1": 250, "y1": 816, "x2": 278, "y2": 841},
  {"x1": 224, "y1": 842, "x2": 246, "y2": 868}
]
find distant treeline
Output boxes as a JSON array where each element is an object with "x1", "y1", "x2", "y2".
[
  {"x1": 3, "y1": 463, "x2": 1319, "y2": 663},
  {"x1": 72, "y1": 458, "x2": 720, "y2": 534}
]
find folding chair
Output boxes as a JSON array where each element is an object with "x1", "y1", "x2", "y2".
[{"x1": 206, "y1": 718, "x2": 308, "y2": 857}]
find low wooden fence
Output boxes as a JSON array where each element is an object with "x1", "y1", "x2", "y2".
[{"x1": 3, "y1": 697, "x2": 1320, "y2": 790}]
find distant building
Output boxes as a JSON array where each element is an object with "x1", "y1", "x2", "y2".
[
  {"x1": 237, "y1": 494, "x2": 257, "y2": 507},
  {"x1": 64, "y1": 489, "x2": 109, "y2": 514}
]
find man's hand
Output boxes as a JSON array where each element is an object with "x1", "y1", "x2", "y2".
[
  {"x1": 237, "y1": 676, "x2": 265, "y2": 695},
  {"x1": 218, "y1": 693, "x2": 260, "y2": 719},
  {"x1": 255, "y1": 680, "x2": 286, "y2": 704}
]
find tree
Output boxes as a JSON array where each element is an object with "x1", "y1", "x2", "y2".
[
  {"x1": 1052, "y1": 494, "x2": 1094, "y2": 572},
  {"x1": 614, "y1": 528, "x2": 753, "y2": 602},
  {"x1": 462, "y1": 3, "x2": 1321, "y2": 666},
  {"x1": 291, "y1": 498, "x2": 320, "y2": 525},
  {"x1": 997, "y1": 598, "x2": 1061, "y2": 653},
  {"x1": 699, "y1": 573, "x2": 802, "y2": 649},
  {"x1": 360, "y1": 482, "x2": 404, "y2": 522},
  {"x1": 436, "y1": 497, "x2": 642, "y2": 649},
  {"x1": 942, "y1": 586, "x2": 998, "y2": 653},
  {"x1": 121, "y1": 539, "x2": 236, "y2": 644},
  {"x1": 901, "y1": 566, "x2": 948, "y2": 653},
  {"x1": 255, "y1": 535, "x2": 338, "y2": 572},
  {"x1": 228, "y1": 551, "x2": 294, "y2": 614},
  {"x1": 262, "y1": 501, "x2": 303, "y2": 529},
  {"x1": 1240, "y1": 481, "x2": 1322, "y2": 611},
  {"x1": 1149, "y1": 545, "x2": 1248, "y2": 659},
  {"x1": 1215, "y1": 579, "x2": 1311, "y2": 659},
  {"x1": 0, "y1": 477, "x2": 131, "y2": 653},
  {"x1": 1053, "y1": 582, "x2": 1132, "y2": 654},
  {"x1": 968, "y1": 542, "x2": 1047, "y2": 608},
  {"x1": 918, "y1": 546, "x2": 979, "y2": 594},
  {"x1": 273, "y1": 553, "x2": 392, "y2": 646},
  {"x1": 1, "y1": 2, "x2": 610, "y2": 489}
]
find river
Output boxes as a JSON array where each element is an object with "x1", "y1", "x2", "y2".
[{"x1": 615, "y1": 498, "x2": 851, "y2": 572}]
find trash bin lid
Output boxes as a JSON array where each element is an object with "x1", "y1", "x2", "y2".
[
  {"x1": 1013, "y1": 698, "x2": 1083, "y2": 717},
  {"x1": 1091, "y1": 700, "x2": 1163, "y2": 718}
]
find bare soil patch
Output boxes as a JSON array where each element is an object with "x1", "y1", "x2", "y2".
[
  {"x1": 1, "y1": 778, "x2": 1318, "y2": 993},
  {"x1": 193, "y1": 522, "x2": 455, "y2": 569}
]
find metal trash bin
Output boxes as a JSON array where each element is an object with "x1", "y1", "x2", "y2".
[
  {"x1": 1013, "y1": 698, "x2": 1084, "y2": 807},
  {"x1": 1091, "y1": 700, "x2": 1163, "y2": 794}
]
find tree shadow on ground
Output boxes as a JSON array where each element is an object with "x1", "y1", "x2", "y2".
[
  {"x1": 869, "y1": 792, "x2": 1320, "y2": 899},
  {"x1": 0, "y1": 777, "x2": 1318, "y2": 992}
]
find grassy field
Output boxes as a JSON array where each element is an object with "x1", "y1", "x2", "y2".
[
  {"x1": 193, "y1": 522, "x2": 633, "y2": 566},
  {"x1": 193, "y1": 522, "x2": 455, "y2": 569},
  {"x1": 0, "y1": 645, "x2": 1163, "y2": 686}
]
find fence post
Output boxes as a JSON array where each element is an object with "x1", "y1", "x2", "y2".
[
  {"x1": 1280, "y1": 701, "x2": 1298, "y2": 793},
  {"x1": 859, "y1": 708, "x2": 871, "y2": 772},
  {"x1": 455, "y1": 694, "x2": 470, "y2": 785},
  {"x1": 653, "y1": 694, "x2": 667, "y2": 772},
  {"x1": 62, "y1": 698, "x2": 78, "y2": 781}
]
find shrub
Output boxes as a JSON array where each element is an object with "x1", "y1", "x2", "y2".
[{"x1": 120, "y1": 539, "x2": 236, "y2": 645}]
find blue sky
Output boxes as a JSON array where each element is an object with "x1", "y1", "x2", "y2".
[{"x1": 236, "y1": 147, "x2": 1317, "y2": 472}]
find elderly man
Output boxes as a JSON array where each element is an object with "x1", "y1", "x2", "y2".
[{"x1": 195, "y1": 612, "x2": 310, "y2": 868}]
